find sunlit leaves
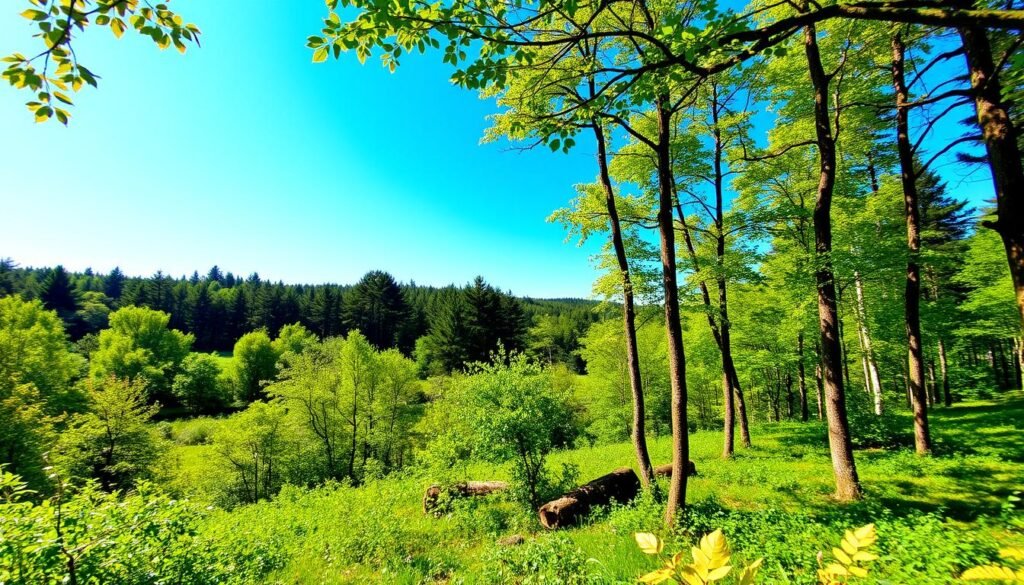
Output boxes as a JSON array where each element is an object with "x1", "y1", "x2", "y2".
[
  {"x1": 636, "y1": 532, "x2": 664, "y2": 555},
  {"x1": 635, "y1": 529, "x2": 762, "y2": 585},
  {"x1": 4, "y1": 0, "x2": 201, "y2": 124},
  {"x1": 817, "y1": 524, "x2": 878, "y2": 584},
  {"x1": 962, "y1": 546, "x2": 1024, "y2": 582}
]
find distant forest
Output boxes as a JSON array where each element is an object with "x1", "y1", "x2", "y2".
[{"x1": 0, "y1": 260, "x2": 606, "y2": 374}]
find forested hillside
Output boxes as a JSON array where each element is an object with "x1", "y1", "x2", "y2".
[{"x1": 2, "y1": 0, "x2": 1024, "y2": 583}]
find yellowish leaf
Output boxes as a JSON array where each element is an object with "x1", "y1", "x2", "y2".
[
  {"x1": 111, "y1": 18, "x2": 126, "y2": 39},
  {"x1": 638, "y1": 568, "x2": 675, "y2": 584},
  {"x1": 678, "y1": 565, "x2": 705, "y2": 585},
  {"x1": 832, "y1": 547, "x2": 852, "y2": 566},
  {"x1": 825, "y1": 563, "x2": 849, "y2": 577},
  {"x1": 852, "y1": 551, "x2": 878, "y2": 562},
  {"x1": 848, "y1": 566, "x2": 868, "y2": 578},
  {"x1": 706, "y1": 565, "x2": 732, "y2": 582},
  {"x1": 840, "y1": 536, "x2": 858, "y2": 555},
  {"x1": 961, "y1": 565, "x2": 1021, "y2": 581},
  {"x1": 853, "y1": 524, "x2": 876, "y2": 546},
  {"x1": 1001, "y1": 547, "x2": 1024, "y2": 561},
  {"x1": 738, "y1": 559, "x2": 763, "y2": 585},
  {"x1": 634, "y1": 533, "x2": 663, "y2": 555}
]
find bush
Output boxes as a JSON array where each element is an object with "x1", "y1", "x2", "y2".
[
  {"x1": 172, "y1": 353, "x2": 230, "y2": 414},
  {"x1": 845, "y1": 391, "x2": 912, "y2": 450},
  {"x1": 480, "y1": 534, "x2": 594, "y2": 585},
  {"x1": 0, "y1": 470, "x2": 266, "y2": 585},
  {"x1": 422, "y1": 355, "x2": 582, "y2": 509}
]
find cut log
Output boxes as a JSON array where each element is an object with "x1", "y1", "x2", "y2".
[
  {"x1": 422, "y1": 481, "x2": 508, "y2": 515},
  {"x1": 538, "y1": 467, "x2": 640, "y2": 530},
  {"x1": 653, "y1": 461, "x2": 697, "y2": 478}
]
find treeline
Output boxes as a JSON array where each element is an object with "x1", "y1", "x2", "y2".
[{"x1": 0, "y1": 262, "x2": 603, "y2": 373}]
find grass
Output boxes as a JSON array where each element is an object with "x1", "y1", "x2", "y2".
[{"x1": 178, "y1": 396, "x2": 1023, "y2": 584}]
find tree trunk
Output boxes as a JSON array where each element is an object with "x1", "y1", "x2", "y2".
[
  {"x1": 733, "y1": 371, "x2": 752, "y2": 447},
  {"x1": 854, "y1": 272, "x2": 884, "y2": 414},
  {"x1": 893, "y1": 32, "x2": 932, "y2": 455},
  {"x1": 815, "y1": 341, "x2": 825, "y2": 421},
  {"x1": 928, "y1": 359, "x2": 938, "y2": 406},
  {"x1": 785, "y1": 371, "x2": 795, "y2": 419},
  {"x1": 798, "y1": 332, "x2": 809, "y2": 421},
  {"x1": 593, "y1": 121, "x2": 655, "y2": 487},
  {"x1": 538, "y1": 468, "x2": 641, "y2": 529},
  {"x1": 804, "y1": 21, "x2": 862, "y2": 500},
  {"x1": 956, "y1": 23, "x2": 1024, "y2": 336},
  {"x1": 422, "y1": 481, "x2": 509, "y2": 515},
  {"x1": 1013, "y1": 337, "x2": 1024, "y2": 389},
  {"x1": 939, "y1": 338, "x2": 952, "y2": 406},
  {"x1": 656, "y1": 96, "x2": 690, "y2": 524}
]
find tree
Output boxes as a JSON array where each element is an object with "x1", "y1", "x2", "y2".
[
  {"x1": 270, "y1": 331, "x2": 420, "y2": 482},
  {"x1": 90, "y1": 306, "x2": 193, "y2": 403},
  {"x1": 39, "y1": 265, "x2": 80, "y2": 332},
  {"x1": 103, "y1": 267, "x2": 125, "y2": 301},
  {"x1": 343, "y1": 271, "x2": 410, "y2": 351},
  {"x1": 76, "y1": 291, "x2": 112, "y2": 336},
  {"x1": 230, "y1": 330, "x2": 280, "y2": 403},
  {"x1": 272, "y1": 322, "x2": 317, "y2": 368},
  {"x1": 424, "y1": 356, "x2": 579, "y2": 508},
  {"x1": 0, "y1": 296, "x2": 84, "y2": 411},
  {"x1": 56, "y1": 377, "x2": 161, "y2": 491},
  {"x1": 172, "y1": 353, "x2": 229, "y2": 414},
  {"x1": 214, "y1": 401, "x2": 298, "y2": 504}
]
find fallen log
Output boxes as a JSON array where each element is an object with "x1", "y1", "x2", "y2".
[
  {"x1": 422, "y1": 481, "x2": 509, "y2": 515},
  {"x1": 538, "y1": 467, "x2": 640, "y2": 530},
  {"x1": 653, "y1": 461, "x2": 697, "y2": 478}
]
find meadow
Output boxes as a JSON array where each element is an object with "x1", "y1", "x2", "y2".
[{"x1": 158, "y1": 396, "x2": 1023, "y2": 584}]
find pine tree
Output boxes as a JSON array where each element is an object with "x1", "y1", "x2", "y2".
[
  {"x1": 343, "y1": 271, "x2": 409, "y2": 350},
  {"x1": 39, "y1": 266, "x2": 80, "y2": 332},
  {"x1": 103, "y1": 267, "x2": 125, "y2": 301}
]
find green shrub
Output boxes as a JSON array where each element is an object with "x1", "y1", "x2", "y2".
[
  {"x1": 480, "y1": 534, "x2": 595, "y2": 584},
  {"x1": 0, "y1": 470, "x2": 266, "y2": 585}
]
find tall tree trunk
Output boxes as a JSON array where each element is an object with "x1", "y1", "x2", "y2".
[
  {"x1": 815, "y1": 341, "x2": 825, "y2": 420},
  {"x1": 893, "y1": 32, "x2": 932, "y2": 454},
  {"x1": 838, "y1": 304, "x2": 853, "y2": 390},
  {"x1": 675, "y1": 83, "x2": 749, "y2": 455},
  {"x1": 1013, "y1": 337, "x2": 1024, "y2": 389},
  {"x1": 956, "y1": 22, "x2": 1024, "y2": 334},
  {"x1": 733, "y1": 371, "x2": 752, "y2": 447},
  {"x1": 927, "y1": 359, "x2": 938, "y2": 406},
  {"x1": 805, "y1": 21, "x2": 862, "y2": 500},
  {"x1": 656, "y1": 96, "x2": 690, "y2": 525},
  {"x1": 798, "y1": 332, "x2": 809, "y2": 421},
  {"x1": 854, "y1": 272, "x2": 884, "y2": 414},
  {"x1": 939, "y1": 338, "x2": 952, "y2": 406},
  {"x1": 593, "y1": 121, "x2": 655, "y2": 487}
]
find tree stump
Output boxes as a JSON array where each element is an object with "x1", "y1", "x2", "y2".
[
  {"x1": 654, "y1": 461, "x2": 697, "y2": 478},
  {"x1": 537, "y1": 467, "x2": 640, "y2": 529},
  {"x1": 422, "y1": 481, "x2": 509, "y2": 515}
]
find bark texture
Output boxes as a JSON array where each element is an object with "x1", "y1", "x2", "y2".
[
  {"x1": 423, "y1": 481, "x2": 509, "y2": 515},
  {"x1": 538, "y1": 468, "x2": 641, "y2": 529},
  {"x1": 593, "y1": 121, "x2": 655, "y2": 487},
  {"x1": 804, "y1": 21, "x2": 862, "y2": 500},
  {"x1": 892, "y1": 32, "x2": 932, "y2": 454}
]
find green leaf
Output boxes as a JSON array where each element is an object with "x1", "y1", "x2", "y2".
[
  {"x1": 312, "y1": 46, "x2": 329, "y2": 63},
  {"x1": 21, "y1": 9, "x2": 48, "y2": 21}
]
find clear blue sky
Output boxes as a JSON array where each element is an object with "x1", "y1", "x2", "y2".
[
  {"x1": 0, "y1": 1, "x2": 602, "y2": 298},
  {"x1": 0, "y1": 2, "x2": 994, "y2": 298}
]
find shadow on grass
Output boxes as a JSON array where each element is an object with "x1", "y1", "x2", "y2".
[{"x1": 713, "y1": 397, "x2": 1023, "y2": 523}]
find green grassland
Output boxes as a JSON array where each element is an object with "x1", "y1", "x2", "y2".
[{"x1": 162, "y1": 396, "x2": 1024, "y2": 584}]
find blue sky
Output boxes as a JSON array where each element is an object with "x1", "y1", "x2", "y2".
[
  {"x1": 0, "y1": 1, "x2": 601, "y2": 298},
  {"x1": 0, "y1": 2, "x2": 995, "y2": 298}
]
